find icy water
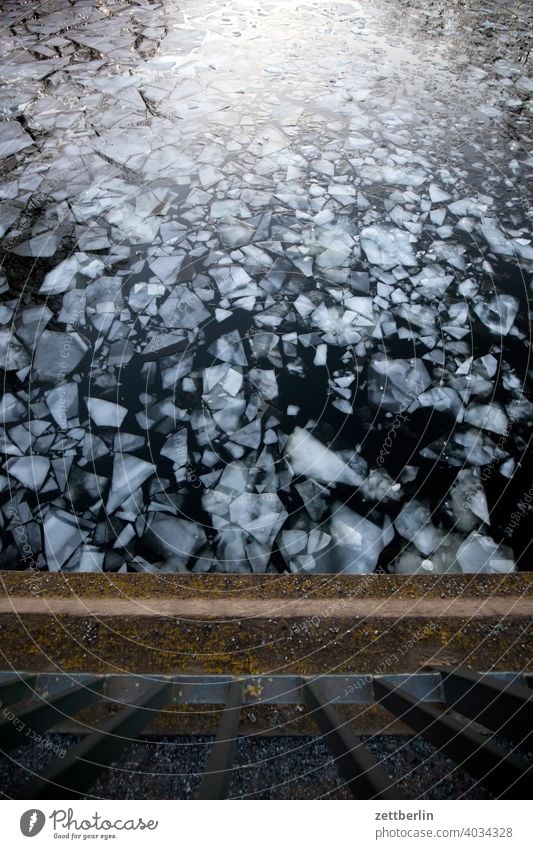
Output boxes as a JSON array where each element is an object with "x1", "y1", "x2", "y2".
[{"x1": 0, "y1": 0, "x2": 531, "y2": 575}]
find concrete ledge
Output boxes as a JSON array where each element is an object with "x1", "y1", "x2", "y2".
[{"x1": 0, "y1": 573, "x2": 530, "y2": 676}]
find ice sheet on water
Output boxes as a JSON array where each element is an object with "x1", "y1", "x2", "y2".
[
  {"x1": 420, "y1": 428, "x2": 509, "y2": 467},
  {"x1": 58, "y1": 291, "x2": 86, "y2": 325},
  {"x1": 456, "y1": 532, "x2": 515, "y2": 574},
  {"x1": 208, "y1": 331, "x2": 247, "y2": 367},
  {"x1": 159, "y1": 288, "x2": 210, "y2": 330},
  {"x1": 360, "y1": 164, "x2": 426, "y2": 187},
  {"x1": 395, "y1": 500, "x2": 441, "y2": 556},
  {"x1": 359, "y1": 468, "x2": 402, "y2": 502},
  {"x1": 361, "y1": 224, "x2": 417, "y2": 269},
  {"x1": 241, "y1": 368, "x2": 275, "y2": 403},
  {"x1": 418, "y1": 387, "x2": 464, "y2": 420},
  {"x1": 230, "y1": 419, "x2": 262, "y2": 450},
  {"x1": 328, "y1": 503, "x2": 389, "y2": 574},
  {"x1": 410, "y1": 264, "x2": 453, "y2": 297},
  {"x1": 280, "y1": 526, "x2": 331, "y2": 573},
  {"x1": 203, "y1": 363, "x2": 243, "y2": 397},
  {"x1": 86, "y1": 398, "x2": 128, "y2": 428},
  {"x1": 199, "y1": 164, "x2": 224, "y2": 189},
  {"x1": 368, "y1": 354, "x2": 431, "y2": 412},
  {"x1": 0, "y1": 121, "x2": 34, "y2": 158},
  {"x1": 144, "y1": 517, "x2": 206, "y2": 569},
  {"x1": 478, "y1": 223, "x2": 533, "y2": 261},
  {"x1": 218, "y1": 217, "x2": 256, "y2": 249},
  {"x1": 40, "y1": 256, "x2": 80, "y2": 295},
  {"x1": 0, "y1": 331, "x2": 30, "y2": 371},
  {"x1": 212, "y1": 398, "x2": 246, "y2": 434},
  {"x1": 286, "y1": 427, "x2": 364, "y2": 487},
  {"x1": 310, "y1": 304, "x2": 362, "y2": 346},
  {"x1": 44, "y1": 508, "x2": 87, "y2": 571},
  {"x1": 229, "y1": 493, "x2": 287, "y2": 547},
  {"x1": 464, "y1": 403, "x2": 508, "y2": 436},
  {"x1": 474, "y1": 295, "x2": 519, "y2": 336},
  {"x1": 5, "y1": 456, "x2": 49, "y2": 490},
  {"x1": 450, "y1": 470, "x2": 489, "y2": 532},
  {"x1": 161, "y1": 430, "x2": 188, "y2": 467},
  {"x1": 46, "y1": 383, "x2": 78, "y2": 428},
  {"x1": 210, "y1": 265, "x2": 259, "y2": 300},
  {"x1": 429, "y1": 184, "x2": 452, "y2": 203},
  {"x1": 106, "y1": 454, "x2": 155, "y2": 514},
  {"x1": 150, "y1": 254, "x2": 187, "y2": 283},
  {"x1": 31, "y1": 331, "x2": 88, "y2": 383}
]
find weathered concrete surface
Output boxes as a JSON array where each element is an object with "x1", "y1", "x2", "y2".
[{"x1": 1, "y1": 573, "x2": 531, "y2": 675}]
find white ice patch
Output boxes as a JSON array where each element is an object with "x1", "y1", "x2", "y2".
[
  {"x1": 474, "y1": 295, "x2": 519, "y2": 336},
  {"x1": 329, "y1": 503, "x2": 389, "y2": 574},
  {"x1": 86, "y1": 398, "x2": 127, "y2": 428},
  {"x1": 368, "y1": 355, "x2": 431, "y2": 412},
  {"x1": 361, "y1": 225, "x2": 417, "y2": 269},
  {"x1": 286, "y1": 427, "x2": 364, "y2": 487},
  {"x1": 106, "y1": 454, "x2": 155, "y2": 513},
  {"x1": 40, "y1": 255, "x2": 80, "y2": 295},
  {"x1": 456, "y1": 532, "x2": 515, "y2": 574},
  {"x1": 6, "y1": 456, "x2": 49, "y2": 490}
]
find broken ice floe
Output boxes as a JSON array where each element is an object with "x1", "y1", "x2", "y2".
[{"x1": 0, "y1": 0, "x2": 530, "y2": 576}]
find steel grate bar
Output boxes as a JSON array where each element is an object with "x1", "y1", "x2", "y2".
[
  {"x1": 436, "y1": 666, "x2": 533, "y2": 753},
  {"x1": 303, "y1": 680, "x2": 405, "y2": 800},
  {"x1": 0, "y1": 677, "x2": 103, "y2": 754},
  {"x1": 26, "y1": 682, "x2": 171, "y2": 799},
  {"x1": 0, "y1": 674, "x2": 37, "y2": 709},
  {"x1": 374, "y1": 677, "x2": 532, "y2": 799},
  {"x1": 196, "y1": 679, "x2": 243, "y2": 800}
]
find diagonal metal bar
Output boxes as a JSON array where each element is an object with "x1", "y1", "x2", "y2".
[
  {"x1": 0, "y1": 678, "x2": 103, "y2": 753},
  {"x1": 374, "y1": 677, "x2": 532, "y2": 799},
  {"x1": 0, "y1": 673, "x2": 37, "y2": 709},
  {"x1": 26, "y1": 682, "x2": 171, "y2": 799},
  {"x1": 197, "y1": 679, "x2": 242, "y2": 800},
  {"x1": 303, "y1": 679, "x2": 405, "y2": 799},
  {"x1": 435, "y1": 666, "x2": 533, "y2": 753}
]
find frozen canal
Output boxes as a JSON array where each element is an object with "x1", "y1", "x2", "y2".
[{"x1": 0, "y1": 0, "x2": 531, "y2": 574}]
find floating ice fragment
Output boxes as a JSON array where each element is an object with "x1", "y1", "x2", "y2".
[
  {"x1": 6, "y1": 456, "x2": 49, "y2": 490},
  {"x1": 360, "y1": 468, "x2": 402, "y2": 502},
  {"x1": 44, "y1": 508, "x2": 87, "y2": 571},
  {"x1": 39, "y1": 256, "x2": 80, "y2": 295},
  {"x1": 0, "y1": 121, "x2": 34, "y2": 158},
  {"x1": 209, "y1": 331, "x2": 247, "y2": 366},
  {"x1": 361, "y1": 225, "x2": 417, "y2": 269},
  {"x1": 145, "y1": 517, "x2": 206, "y2": 568},
  {"x1": 199, "y1": 164, "x2": 224, "y2": 189},
  {"x1": 248, "y1": 368, "x2": 278, "y2": 401},
  {"x1": 159, "y1": 288, "x2": 210, "y2": 329},
  {"x1": 229, "y1": 492, "x2": 287, "y2": 547},
  {"x1": 474, "y1": 295, "x2": 518, "y2": 336},
  {"x1": 31, "y1": 331, "x2": 88, "y2": 383},
  {"x1": 456, "y1": 532, "x2": 515, "y2": 574},
  {"x1": 395, "y1": 500, "x2": 441, "y2": 555},
  {"x1": 218, "y1": 217, "x2": 255, "y2": 249},
  {"x1": 368, "y1": 355, "x2": 431, "y2": 412},
  {"x1": 45, "y1": 383, "x2": 78, "y2": 428},
  {"x1": 429, "y1": 184, "x2": 452, "y2": 203},
  {"x1": 86, "y1": 398, "x2": 127, "y2": 428},
  {"x1": 106, "y1": 454, "x2": 155, "y2": 514},
  {"x1": 450, "y1": 470, "x2": 489, "y2": 531},
  {"x1": 418, "y1": 387, "x2": 463, "y2": 420},
  {"x1": 464, "y1": 403, "x2": 508, "y2": 436},
  {"x1": 0, "y1": 331, "x2": 30, "y2": 371},
  {"x1": 329, "y1": 503, "x2": 388, "y2": 573},
  {"x1": 286, "y1": 427, "x2": 364, "y2": 487}
]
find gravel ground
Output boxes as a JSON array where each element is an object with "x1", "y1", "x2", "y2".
[{"x1": 1, "y1": 732, "x2": 496, "y2": 800}]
